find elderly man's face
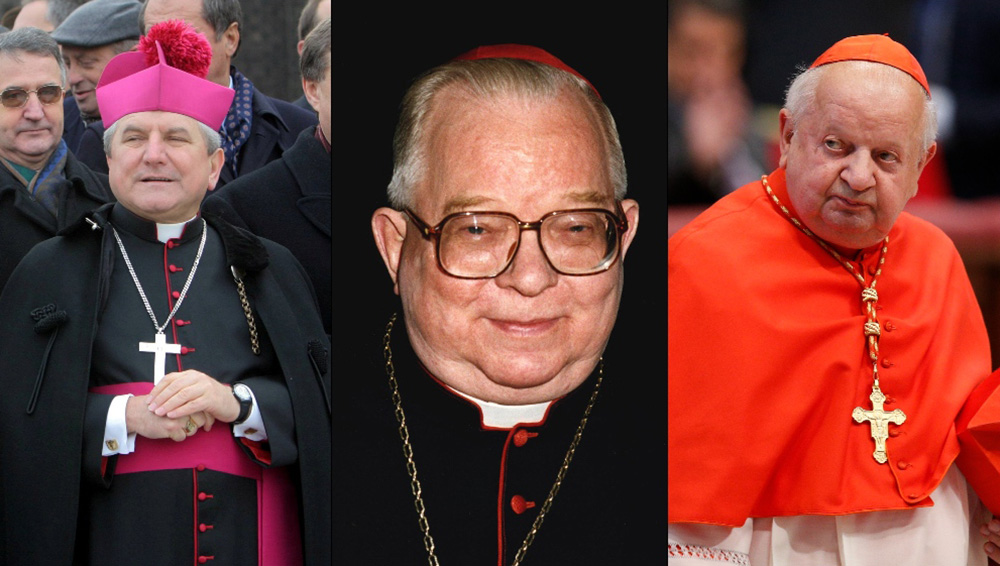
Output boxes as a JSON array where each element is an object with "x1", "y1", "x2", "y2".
[
  {"x1": 375, "y1": 89, "x2": 639, "y2": 404},
  {"x1": 108, "y1": 111, "x2": 224, "y2": 223},
  {"x1": 143, "y1": 0, "x2": 238, "y2": 88},
  {"x1": 779, "y1": 63, "x2": 934, "y2": 250},
  {"x1": 61, "y1": 44, "x2": 119, "y2": 119},
  {"x1": 0, "y1": 52, "x2": 64, "y2": 169}
]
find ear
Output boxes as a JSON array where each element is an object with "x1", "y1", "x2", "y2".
[
  {"x1": 919, "y1": 141, "x2": 938, "y2": 171},
  {"x1": 222, "y1": 22, "x2": 240, "y2": 58},
  {"x1": 205, "y1": 147, "x2": 225, "y2": 192},
  {"x1": 777, "y1": 108, "x2": 793, "y2": 169},
  {"x1": 618, "y1": 199, "x2": 640, "y2": 260},
  {"x1": 302, "y1": 77, "x2": 321, "y2": 114},
  {"x1": 297, "y1": 39, "x2": 305, "y2": 56},
  {"x1": 372, "y1": 207, "x2": 408, "y2": 295}
]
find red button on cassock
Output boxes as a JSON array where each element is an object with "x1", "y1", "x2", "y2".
[
  {"x1": 513, "y1": 429, "x2": 538, "y2": 447},
  {"x1": 510, "y1": 495, "x2": 536, "y2": 515}
]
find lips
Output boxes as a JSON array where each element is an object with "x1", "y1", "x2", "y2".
[
  {"x1": 832, "y1": 195, "x2": 872, "y2": 209},
  {"x1": 489, "y1": 317, "x2": 560, "y2": 336}
]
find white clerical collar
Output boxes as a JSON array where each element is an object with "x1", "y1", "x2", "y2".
[
  {"x1": 445, "y1": 385, "x2": 553, "y2": 429},
  {"x1": 156, "y1": 216, "x2": 198, "y2": 243}
]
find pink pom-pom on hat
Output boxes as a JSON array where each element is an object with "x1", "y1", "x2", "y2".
[{"x1": 96, "y1": 19, "x2": 234, "y2": 130}]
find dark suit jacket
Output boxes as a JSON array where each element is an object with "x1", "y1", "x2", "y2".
[
  {"x1": 0, "y1": 151, "x2": 112, "y2": 294},
  {"x1": 203, "y1": 127, "x2": 331, "y2": 334},
  {"x1": 74, "y1": 78, "x2": 317, "y2": 188}
]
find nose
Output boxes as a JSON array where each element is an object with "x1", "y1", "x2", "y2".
[
  {"x1": 66, "y1": 64, "x2": 81, "y2": 87},
  {"x1": 840, "y1": 151, "x2": 877, "y2": 192},
  {"x1": 142, "y1": 133, "x2": 167, "y2": 163},
  {"x1": 21, "y1": 92, "x2": 45, "y2": 120},
  {"x1": 493, "y1": 230, "x2": 559, "y2": 297}
]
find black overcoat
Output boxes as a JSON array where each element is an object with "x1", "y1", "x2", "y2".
[
  {"x1": 0, "y1": 204, "x2": 331, "y2": 565},
  {"x1": 203, "y1": 127, "x2": 331, "y2": 334},
  {"x1": 0, "y1": 150, "x2": 111, "y2": 294}
]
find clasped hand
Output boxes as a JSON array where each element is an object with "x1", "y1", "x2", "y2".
[{"x1": 125, "y1": 370, "x2": 241, "y2": 442}]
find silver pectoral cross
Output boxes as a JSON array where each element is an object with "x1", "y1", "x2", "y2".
[
  {"x1": 852, "y1": 383, "x2": 906, "y2": 464},
  {"x1": 139, "y1": 331, "x2": 181, "y2": 384}
]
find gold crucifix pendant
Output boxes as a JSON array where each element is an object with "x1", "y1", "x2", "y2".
[{"x1": 852, "y1": 383, "x2": 906, "y2": 464}]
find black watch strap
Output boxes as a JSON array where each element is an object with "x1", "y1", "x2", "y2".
[{"x1": 232, "y1": 384, "x2": 253, "y2": 425}]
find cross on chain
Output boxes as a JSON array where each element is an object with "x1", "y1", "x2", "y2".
[
  {"x1": 852, "y1": 383, "x2": 906, "y2": 464},
  {"x1": 138, "y1": 331, "x2": 181, "y2": 384}
]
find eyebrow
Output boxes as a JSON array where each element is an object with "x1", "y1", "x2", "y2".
[
  {"x1": 441, "y1": 190, "x2": 612, "y2": 215},
  {"x1": 119, "y1": 125, "x2": 193, "y2": 137},
  {"x1": 2, "y1": 82, "x2": 60, "y2": 91}
]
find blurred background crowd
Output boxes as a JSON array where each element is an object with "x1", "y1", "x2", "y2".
[
  {"x1": 0, "y1": 0, "x2": 306, "y2": 102},
  {"x1": 668, "y1": 0, "x2": 1000, "y2": 206}
]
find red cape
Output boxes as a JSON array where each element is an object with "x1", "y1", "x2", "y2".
[{"x1": 668, "y1": 168, "x2": 992, "y2": 526}]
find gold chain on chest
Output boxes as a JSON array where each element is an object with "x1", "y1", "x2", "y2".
[
  {"x1": 382, "y1": 313, "x2": 603, "y2": 565},
  {"x1": 762, "y1": 175, "x2": 906, "y2": 464}
]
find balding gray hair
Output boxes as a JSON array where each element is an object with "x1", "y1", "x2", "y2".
[
  {"x1": 0, "y1": 26, "x2": 67, "y2": 87},
  {"x1": 784, "y1": 61, "x2": 938, "y2": 155},
  {"x1": 388, "y1": 57, "x2": 628, "y2": 210}
]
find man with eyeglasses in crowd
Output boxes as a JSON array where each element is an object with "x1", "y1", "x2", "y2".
[
  {"x1": 0, "y1": 26, "x2": 111, "y2": 294},
  {"x1": 336, "y1": 44, "x2": 644, "y2": 564}
]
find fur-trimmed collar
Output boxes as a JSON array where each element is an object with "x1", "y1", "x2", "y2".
[{"x1": 70, "y1": 203, "x2": 270, "y2": 273}]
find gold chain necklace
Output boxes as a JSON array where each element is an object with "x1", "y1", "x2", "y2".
[
  {"x1": 381, "y1": 313, "x2": 603, "y2": 565},
  {"x1": 762, "y1": 175, "x2": 906, "y2": 464}
]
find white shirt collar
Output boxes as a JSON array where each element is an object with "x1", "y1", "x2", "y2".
[
  {"x1": 156, "y1": 216, "x2": 198, "y2": 243},
  {"x1": 446, "y1": 386, "x2": 553, "y2": 429}
]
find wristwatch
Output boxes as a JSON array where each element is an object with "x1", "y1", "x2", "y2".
[{"x1": 232, "y1": 383, "x2": 253, "y2": 425}]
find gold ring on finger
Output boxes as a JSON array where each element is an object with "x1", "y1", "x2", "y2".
[{"x1": 185, "y1": 417, "x2": 197, "y2": 435}]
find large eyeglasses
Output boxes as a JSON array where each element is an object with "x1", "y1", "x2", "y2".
[
  {"x1": 0, "y1": 85, "x2": 64, "y2": 108},
  {"x1": 405, "y1": 207, "x2": 628, "y2": 279}
]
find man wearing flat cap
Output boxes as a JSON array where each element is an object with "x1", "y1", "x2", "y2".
[
  {"x1": 669, "y1": 34, "x2": 1000, "y2": 563},
  {"x1": 336, "y1": 43, "x2": 654, "y2": 564},
  {"x1": 0, "y1": 20, "x2": 330, "y2": 566},
  {"x1": 51, "y1": 0, "x2": 141, "y2": 154}
]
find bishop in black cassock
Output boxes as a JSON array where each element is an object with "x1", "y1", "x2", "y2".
[{"x1": 0, "y1": 21, "x2": 330, "y2": 566}]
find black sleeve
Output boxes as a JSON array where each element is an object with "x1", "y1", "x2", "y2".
[
  {"x1": 81, "y1": 392, "x2": 117, "y2": 488},
  {"x1": 238, "y1": 374, "x2": 297, "y2": 467}
]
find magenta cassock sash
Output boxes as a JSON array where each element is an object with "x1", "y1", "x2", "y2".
[{"x1": 90, "y1": 382, "x2": 303, "y2": 566}]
